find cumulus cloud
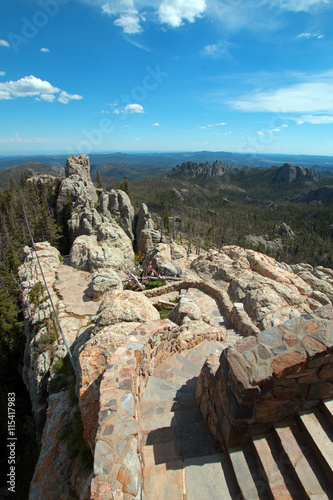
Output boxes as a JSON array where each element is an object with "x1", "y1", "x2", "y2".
[
  {"x1": 153, "y1": 122, "x2": 160, "y2": 126},
  {"x1": 0, "y1": 75, "x2": 83, "y2": 103},
  {"x1": 230, "y1": 79, "x2": 333, "y2": 114},
  {"x1": 40, "y1": 47, "x2": 50, "y2": 53},
  {"x1": 0, "y1": 39, "x2": 10, "y2": 48},
  {"x1": 123, "y1": 103, "x2": 144, "y2": 113},
  {"x1": 0, "y1": 71, "x2": 5, "y2": 76},
  {"x1": 102, "y1": 1, "x2": 143, "y2": 33},
  {"x1": 158, "y1": 0, "x2": 206, "y2": 27}
]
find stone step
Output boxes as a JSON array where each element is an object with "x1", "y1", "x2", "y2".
[
  {"x1": 142, "y1": 376, "x2": 195, "y2": 403},
  {"x1": 275, "y1": 420, "x2": 333, "y2": 499},
  {"x1": 143, "y1": 460, "x2": 184, "y2": 500},
  {"x1": 193, "y1": 339, "x2": 225, "y2": 359},
  {"x1": 229, "y1": 445, "x2": 270, "y2": 500},
  {"x1": 321, "y1": 399, "x2": 333, "y2": 424},
  {"x1": 252, "y1": 433, "x2": 304, "y2": 498},
  {"x1": 184, "y1": 453, "x2": 241, "y2": 500},
  {"x1": 181, "y1": 347, "x2": 206, "y2": 369},
  {"x1": 298, "y1": 408, "x2": 333, "y2": 482}
]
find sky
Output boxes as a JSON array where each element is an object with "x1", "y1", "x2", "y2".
[{"x1": 0, "y1": 0, "x2": 333, "y2": 156}]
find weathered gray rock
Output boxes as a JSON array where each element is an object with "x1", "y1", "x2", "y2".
[
  {"x1": 65, "y1": 154, "x2": 91, "y2": 180},
  {"x1": 56, "y1": 155, "x2": 98, "y2": 225},
  {"x1": 29, "y1": 392, "x2": 92, "y2": 500},
  {"x1": 244, "y1": 235, "x2": 283, "y2": 256},
  {"x1": 136, "y1": 203, "x2": 154, "y2": 239},
  {"x1": 86, "y1": 269, "x2": 123, "y2": 299},
  {"x1": 68, "y1": 203, "x2": 102, "y2": 240},
  {"x1": 274, "y1": 163, "x2": 318, "y2": 183},
  {"x1": 95, "y1": 290, "x2": 160, "y2": 330},
  {"x1": 69, "y1": 223, "x2": 134, "y2": 273},
  {"x1": 143, "y1": 243, "x2": 189, "y2": 278},
  {"x1": 168, "y1": 298, "x2": 202, "y2": 325},
  {"x1": 276, "y1": 222, "x2": 295, "y2": 239},
  {"x1": 98, "y1": 189, "x2": 135, "y2": 240},
  {"x1": 137, "y1": 228, "x2": 161, "y2": 255}
]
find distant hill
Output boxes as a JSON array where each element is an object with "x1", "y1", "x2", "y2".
[
  {"x1": 0, "y1": 162, "x2": 64, "y2": 190},
  {"x1": 1, "y1": 151, "x2": 333, "y2": 183}
]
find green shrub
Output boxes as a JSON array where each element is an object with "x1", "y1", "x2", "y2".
[{"x1": 29, "y1": 281, "x2": 46, "y2": 306}]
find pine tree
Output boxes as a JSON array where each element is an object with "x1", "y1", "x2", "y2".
[
  {"x1": 96, "y1": 169, "x2": 105, "y2": 190},
  {"x1": 119, "y1": 176, "x2": 132, "y2": 201}
]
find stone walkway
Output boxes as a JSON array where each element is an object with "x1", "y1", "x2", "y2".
[
  {"x1": 148, "y1": 286, "x2": 241, "y2": 345},
  {"x1": 140, "y1": 341, "x2": 333, "y2": 499},
  {"x1": 54, "y1": 264, "x2": 101, "y2": 316},
  {"x1": 140, "y1": 339, "x2": 241, "y2": 500}
]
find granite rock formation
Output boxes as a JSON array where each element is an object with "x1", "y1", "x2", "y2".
[{"x1": 274, "y1": 162, "x2": 318, "y2": 183}]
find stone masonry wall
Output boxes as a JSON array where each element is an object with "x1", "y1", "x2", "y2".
[
  {"x1": 144, "y1": 279, "x2": 260, "y2": 337},
  {"x1": 195, "y1": 305, "x2": 333, "y2": 448},
  {"x1": 90, "y1": 318, "x2": 226, "y2": 499}
]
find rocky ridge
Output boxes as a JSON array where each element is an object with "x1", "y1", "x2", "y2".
[{"x1": 18, "y1": 155, "x2": 333, "y2": 499}]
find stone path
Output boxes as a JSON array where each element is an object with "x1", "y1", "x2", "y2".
[
  {"x1": 148, "y1": 286, "x2": 241, "y2": 345},
  {"x1": 140, "y1": 341, "x2": 333, "y2": 499},
  {"x1": 54, "y1": 263, "x2": 101, "y2": 316}
]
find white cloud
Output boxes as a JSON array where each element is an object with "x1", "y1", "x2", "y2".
[
  {"x1": 0, "y1": 71, "x2": 5, "y2": 76},
  {"x1": 257, "y1": 124, "x2": 288, "y2": 136},
  {"x1": 102, "y1": 1, "x2": 143, "y2": 33},
  {"x1": 200, "y1": 41, "x2": 231, "y2": 58},
  {"x1": 158, "y1": 0, "x2": 206, "y2": 27},
  {"x1": 0, "y1": 75, "x2": 83, "y2": 104},
  {"x1": 200, "y1": 122, "x2": 226, "y2": 129},
  {"x1": 113, "y1": 109, "x2": 120, "y2": 114},
  {"x1": 114, "y1": 13, "x2": 142, "y2": 33},
  {"x1": 273, "y1": 0, "x2": 329, "y2": 12},
  {"x1": 231, "y1": 79, "x2": 333, "y2": 114},
  {"x1": 40, "y1": 47, "x2": 50, "y2": 53},
  {"x1": 296, "y1": 114, "x2": 333, "y2": 124},
  {"x1": 0, "y1": 39, "x2": 10, "y2": 48},
  {"x1": 153, "y1": 122, "x2": 160, "y2": 126},
  {"x1": 297, "y1": 31, "x2": 324, "y2": 39},
  {"x1": 0, "y1": 133, "x2": 53, "y2": 144},
  {"x1": 123, "y1": 103, "x2": 144, "y2": 113}
]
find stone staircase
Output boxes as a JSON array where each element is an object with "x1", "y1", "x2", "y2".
[{"x1": 139, "y1": 340, "x2": 333, "y2": 500}]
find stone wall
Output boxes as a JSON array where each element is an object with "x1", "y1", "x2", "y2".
[
  {"x1": 195, "y1": 305, "x2": 333, "y2": 448},
  {"x1": 143, "y1": 279, "x2": 260, "y2": 337},
  {"x1": 90, "y1": 318, "x2": 226, "y2": 499}
]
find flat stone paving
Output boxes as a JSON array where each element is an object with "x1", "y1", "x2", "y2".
[
  {"x1": 140, "y1": 340, "x2": 241, "y2": 499},
  {"x1": 54, "y1": 264, "x2": 101, "y2": 316}
]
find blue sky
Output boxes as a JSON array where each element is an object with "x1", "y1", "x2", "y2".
[{"x1": 0, "y1": 0, "x2": 333, "y2": 156}]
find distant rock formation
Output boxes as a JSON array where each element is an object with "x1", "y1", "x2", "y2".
[
  {"x1": 169, "y1": 160, "x2": 235, "y2": 179},
  {"x1": 298, "y1": 185, "x2": 333, "y2": 203},
  {"x1": 274, "y1": 162, "x2": 318, "y2": 183},
  {"x1": 276, "y1": 222, "x2": 295, "y2": 239}
]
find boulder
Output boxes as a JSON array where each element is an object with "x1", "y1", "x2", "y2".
[
  {"x1": 94, "y1": 290, "x2": 160, "y2": 330},
  {"x1": 86, "y1": 269, "x2": 123, "y2": 299},
  {"x1": 168, "y1": 298, "x2": 202, "y2": 325},
  {"x1": 69, "y1": 223, "x2": 134, "y2": 273},
  {"x1": 137, "y1": 228, "x2": 161, "y2": 255}
]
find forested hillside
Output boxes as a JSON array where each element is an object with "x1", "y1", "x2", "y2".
[{"x1": 0, "y1": 177, "x2": 62, "y2": 498}]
